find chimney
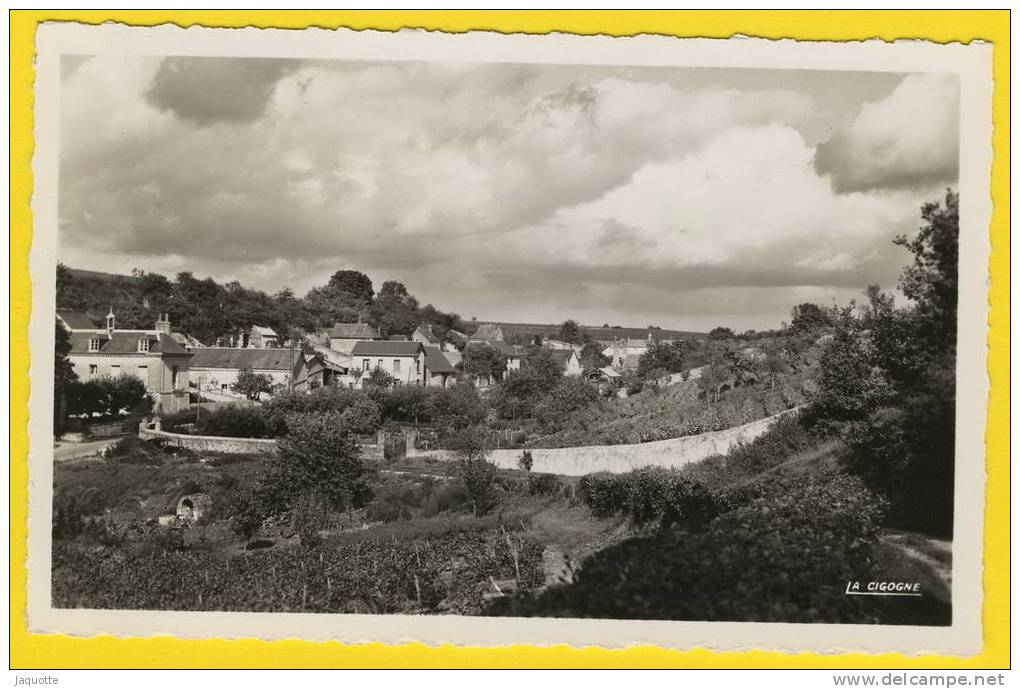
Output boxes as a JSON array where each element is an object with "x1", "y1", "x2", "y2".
[{"x1": 155, "y1": 313, "x2": 171, "y2": 335}]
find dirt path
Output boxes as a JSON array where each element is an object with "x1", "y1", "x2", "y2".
[{"x1": 53, "y1": 435, "x2": 128, "y2": 462}]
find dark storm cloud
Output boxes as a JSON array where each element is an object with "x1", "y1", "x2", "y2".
[{"x1": 146, "y1": 57, "x2": 299, "y2": 125}]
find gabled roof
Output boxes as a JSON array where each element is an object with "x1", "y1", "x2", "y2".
[
  {"x1": 598, "y1": 366, "x2": 622, "y2": 378},
  {"x1": 351, "y1": 340, "x2": 424, "y2": 357},
  {"x1": 57, "y1": 309, "x2": 98, "y2": 330},
  {"x1": 329, "y1": 322, "x2": 380, "y2": 339},
  {"x1": 424, "y1": 346, "x2": 456, "y2": 374},
  {"x1": 548, "y1": 349, "x2": 579, "y2": 366},
  {"x1": 190, "y1": 347, "x2": 297, "y2": 371},
  {"x1": 251, "y1": 325, "x2": 278, "y2": 337},
  {"x1": 309, "y1": 344, "x2": 353, "y2": 370},
  {"x1": 69, "y1": 331, "x2": 192, "y2": 356},
  {"x1": 414, "y1": 324, "x2": 441, "y2": 344}
]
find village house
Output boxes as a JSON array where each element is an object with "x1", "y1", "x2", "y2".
[
  {"x1": 350, "y1": 340, "x2": 427, "y2": 386},
  {"x1": 189, "y1": 347, "x2": 298, "y2": 399},
  {"x1": 65, "y1": 310, "x2": 193, "y2": 414},
  {"x1": 602, "y1": 336, "x2": 655, "y2": 372},
  {"x1": 423, "y1": 346, "x2": 458, "y2": 388},
  {"x1": 412, "y1": 323, "x2": 458, "y2": 352},
  {"x1": 328, "y1": 322, "x2": 381, "y2": 353},
  {"x1": 549, "y1": 349, "x2": 584, "y2": 377},
  {"x1": 292, "y1": 345, "x2": 359, "y2": 392}
]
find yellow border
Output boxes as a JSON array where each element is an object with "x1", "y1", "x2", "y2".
[{"x1": 10, "y1": 9, "x2": 1010, "y2": 669}]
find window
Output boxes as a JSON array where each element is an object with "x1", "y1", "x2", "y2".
[
  {"x1": 137, "y1": 338, "x2": 150, "y2": 353},
  {"x1": 88, "y1": 338, "x2": 100, "y2": 352},
  {"x1": 393, "y1": 359, "x2": 401, "y2": 375},
  {"x1": 362, "y1": 359, "x2": 370, "y2": 371},
  {"x1": 415, "y1": 358, "x2": 421, "y2": 375},
  {"x1": 88, "y1": 364, "x2": 98, "y2": 377},
  {"x1": 172, "y1": 366, "x2": 179, "y2": 389},
  {"x1": 377, "y1": 359, "x2": 384, "y2": 369},
  {"x1": 110, "y1": 365, "x2": 121, "y2": 376},
  {"x1": 137, "y1": 365, "x2": 148, "y2": 380}
]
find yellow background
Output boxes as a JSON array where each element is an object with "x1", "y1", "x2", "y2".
[{"x1": 10, "y1": 10, "x2": 1010, "y2": 669}]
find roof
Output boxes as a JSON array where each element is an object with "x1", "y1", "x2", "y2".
[
  {"x1": 189, "y1": 347, "x2": 297, "y2": 371},
  {"x1": 414, "y1": 324, "x2": 441, "y2": 344},
  {"x1": 388, "y1": 335, "x2": 410, "y2": 341},
  {"x1": 599, "y1": 366, "x2": 622, "y2": 378},
  {"x1": 69, "y1": 331, "x2": 192, "y2": 356},
  {"x1": 424, "y1": 346, "x2": 457, "y2": 374},
  {"x1": 329, "y1": 322, "x2": 380, "y2": 339},
  {"x1": 309, "y1": 344, "x2": 353, "y2": 370},
  {"x1": 251, "y1": 325, "x2": 278, "y2": 337},
  {"x1": 57, "y1": 309, "x2": 98, "y2": 330},
  {"x1": 351, "y1": 340, "x2": 424, "y2": 357},
  {"x1": 548, "y1": 350, "x2": 579, "y2": 365},
  {"x1": 469, "y1": 324, "x2": 504, "y2": 341}
]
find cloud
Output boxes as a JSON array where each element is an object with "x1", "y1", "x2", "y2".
[
  {"x1": 146, "y1": 57, "x2": 298, "y2": 125},
  {"x1": 814, "y1": 74, "x2": 959, "y2": 193},
  {"x1": 57, "y1": 59, "x2": 946, "y2": 330}
]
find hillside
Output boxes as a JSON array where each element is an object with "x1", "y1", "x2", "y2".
[{"x1": 495, "y1": 322, "x2": 706, "y2": 343}]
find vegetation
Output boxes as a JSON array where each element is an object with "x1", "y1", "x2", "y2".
[
  {"x1": 64, "y1": 373, "x2": 153, "y2": 420},
  {"x1": 230, "y1": 368, "x2": 275, "y2": 401}
]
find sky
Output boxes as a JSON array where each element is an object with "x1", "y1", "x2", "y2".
[{"x1": 57, "y1": 55, "x2": 960, "y2": 332}]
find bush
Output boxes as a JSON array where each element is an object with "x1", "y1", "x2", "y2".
[
  {"x1": 262, "y1": 388, "x2": 381, "y2": 436},
  {"x1": 527, "y1": 473, "x2": 562, "y2": 497},
  {"x1": 263, "y1": 411, "x2": 373, "y2": 515},
  {"x1": 579, "y1": 469, "x2": 718, "y2": 527},
  {"x1": 492, "y1": 472, "x2": 888, "y2": 623},
  {"x1": 449, "y1": 427, "x2": 499, "y2": 517},
  {"x1": 518, "y1": 450, "x2": 534, "y2": 472},
  {"x1": 197, "y1": 404, "x2": 272, "y2": 438}
]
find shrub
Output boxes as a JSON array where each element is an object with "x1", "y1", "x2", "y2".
[
  {"x1": 492, "y1": 472, "x2": 887, "y2": 623},
  {"x1": 449, "y1": 427, "x2": 499, "y2": 517},
  {"x1": 197, "y1": 405, "x2": 272, "y2": 438},
  {"x1": 260, "y1": 411, "x2": 373, "y2": 516},
  {"x1": 527, "y1": 473, "x2": 561, "y2": 497},
  {"x1": 577, "y1": 473, "x2": 628, "y2": 518},
  {"x1": 365, "y1": 480, "x2": 422, "y2": 522},
  {"x1": 518, "y1": 450, "x2": 534, "y2": 472},
  {"x1": 226, "y1": 490, "x2": 266, "y2": 539}
]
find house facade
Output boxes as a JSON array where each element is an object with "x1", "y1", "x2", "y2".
[
  {"x1": 602, "y1": 337, "x2": 652, "y2": 372},
  {"x1": 189, "y1": 347, "x2": 298, "y2": 398},
  {"x1": 350, "y1": 340, "x2": 426, "y2": 386},
  {"x1": 66, "y1": 311, "x2": 192, "y2": 414},
  {"x1": 292, "y1": 345, "x2": 360, "y2": 392},
  {"x1": 329, "y1": 322, "x2": 381, "y2": 353}
]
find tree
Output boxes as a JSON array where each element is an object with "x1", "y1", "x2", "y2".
[
  {"x1": 449, "y1": 427, "x2": 498, "y2": 516},
  {"x1": 106, "y1": 373, "x2": 153, "y2": 416},
  {"x1": 327, "y1": 269, "x2": 374, "y2": 305},
  {"x1": 54, "y1": 320, "x2": 77, "y2": 435},
  {"x1": 231, "y1": 368, "x2": 275, "y2": 401},
  {"x1": 362, "y1": 367, "x2": 396, "y2": 391},
  {"x1": 708, "y1": 326, "x2": 735, "y2": 340},
  {"x1": 533, "y1": 377, "x2": 600, "y2": 432},
  {"x1": 424, "y1": 384, "x2": 487, "y2": 432},
  {"x1": 789, "y1": 303, "x2": 831, "y2": 334},
  {"x1": 814, "y1": 191, "x2": 959, "y2": 536},
  {"x1": 265, "y1": 411, "x2": 372, "y2": 514},
  {"x1": 637, "y1": 340, "x2": 689, "y2": 378},
  {"x1": 755, "y1": 337, "x2": 791, "y2": 392},
  {"x1": 579, "y1": 341, "x2": 610, "y2": 372},
  {"x1": 558, "y1": 319, "x2": 584, "y2": 345},
  {"x1": 894, "y1": 189, "x2": 958, "y2": 351},
  {"x1": 460, "y1": 343, "x2": 507, "y2": 383},
  {"x1": 370, "y1": 280, "x2": 420, "y2": 337}
]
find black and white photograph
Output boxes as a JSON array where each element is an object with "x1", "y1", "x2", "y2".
[{"x1": 26, "y1": 24, "x2": 993, "y2": 654}]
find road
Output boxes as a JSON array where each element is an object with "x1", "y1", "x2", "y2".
[{"x1": 52, "y1": 435, "x2": 127, "y2": 462}]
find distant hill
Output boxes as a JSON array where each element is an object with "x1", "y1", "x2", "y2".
[
  {"x1": 58, "y1": 265, "x2": 706, "y2": 343},
  {"x1": 494, "y1": 322, "x2": 706, "y2": 343}
]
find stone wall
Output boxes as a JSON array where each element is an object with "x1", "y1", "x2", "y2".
[
  {"x1": 139, "y1": 427, "x2": 384, "y2": 459},
  {"x1": 139, "y1": 428, "x2": 279, "y2": 455},
  {"x1": 423, "y1": 409, "x2": 798, "y2": 476}
]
